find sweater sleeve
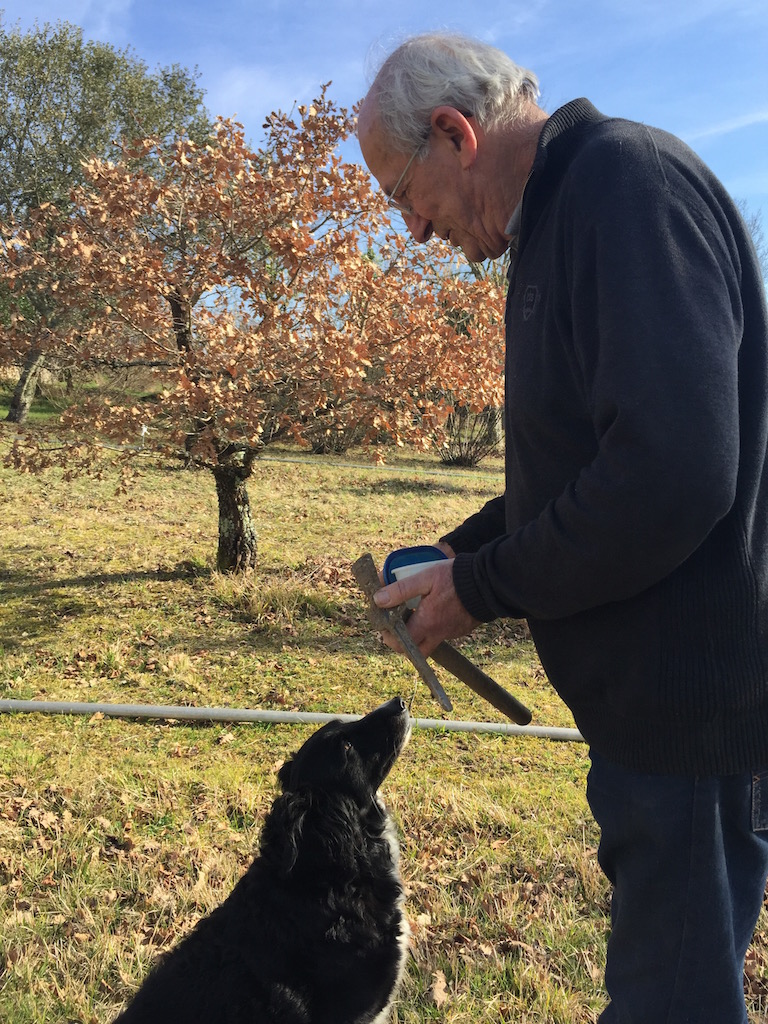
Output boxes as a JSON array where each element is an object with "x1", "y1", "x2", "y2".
[
  {"x1": 453, "y1": 137, "x2": 747, "y2": 623},
  {"x1": 440, "y1": 494, "x2": 506, "y2": 553}
]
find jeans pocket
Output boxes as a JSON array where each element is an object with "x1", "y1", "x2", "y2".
[{"x1": 751, "y1": 768, "x2": 768, "y2": 832}]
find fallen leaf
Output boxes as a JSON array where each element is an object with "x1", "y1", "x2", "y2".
[{"x1": 430, "y1": 969, "x2": 449, "y2": 1009}]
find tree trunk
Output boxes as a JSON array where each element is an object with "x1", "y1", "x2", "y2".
[
  {"x1": 212, "y1": 464, "x2": 258, "y2": 572},
  {"x1": 6, "y1": 350, "x2": 45, "y2": 423}
]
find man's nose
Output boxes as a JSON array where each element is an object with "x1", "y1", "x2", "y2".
[{"x1": 402, "y1": 211, "x2": 433, "y2": 244}]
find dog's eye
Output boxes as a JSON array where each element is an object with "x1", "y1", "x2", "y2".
[{"x1": 343, "y1": 740, "x2": 353, "y2": 753}]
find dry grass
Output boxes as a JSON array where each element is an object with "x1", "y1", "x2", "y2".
[{"x1": 1, "y1": 442, "x2": 766, "y2": 1022}]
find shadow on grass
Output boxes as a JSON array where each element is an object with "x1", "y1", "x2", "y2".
[
  {"x1": 346, "y1": 476, "x2": 470, "y2": 497},
  {"x1": 0, "y1": 559, "x2": 367, "y2": 662},
  {"x1": 0, "y1": 561, "x2": 212, "y2": 649}
]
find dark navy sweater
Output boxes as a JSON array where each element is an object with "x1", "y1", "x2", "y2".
[{"x1": 444, "y1": 99, "x2": 768, "y2": 774}]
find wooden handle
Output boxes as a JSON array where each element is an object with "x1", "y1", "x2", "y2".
[{"x1": 431, "y1": 642, "x2": 532, "y2": 725}]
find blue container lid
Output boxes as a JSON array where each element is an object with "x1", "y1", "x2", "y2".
[{"x1": 382, "y1": 545, "x2": 448, "y2": 585}]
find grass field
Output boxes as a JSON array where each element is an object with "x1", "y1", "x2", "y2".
[{"x1": 1, "y1": 433, "x2": 767, "y2": 1022}]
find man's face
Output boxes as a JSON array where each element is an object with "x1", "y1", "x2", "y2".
[{"x1": 357, "y1": 100, "x2": 510, "y2": 263}]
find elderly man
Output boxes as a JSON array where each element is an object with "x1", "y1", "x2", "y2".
[{"x1": 358, "y1": 31, "x2": 768, "y2": 1024}]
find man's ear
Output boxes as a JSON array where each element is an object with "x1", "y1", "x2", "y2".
[{"x1": 430, "y1": 106, "x2": 478, "y2": 168}]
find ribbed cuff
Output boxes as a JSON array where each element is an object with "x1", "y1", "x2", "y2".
[
  {"x1": 439, "y1": 527, "x2": 468, "y2": 553},
  {"x1": 452, "y1": 552, "x2": 497, "y2": 623}
]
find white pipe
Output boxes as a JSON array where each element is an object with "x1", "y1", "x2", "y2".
[{"x1": 0, "y1": 698, "x2": 584, "y2": 743}]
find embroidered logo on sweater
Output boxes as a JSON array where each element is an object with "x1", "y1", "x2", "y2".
[{"x1": 523, "y1": 285, "x2": 540, "y2": 321}]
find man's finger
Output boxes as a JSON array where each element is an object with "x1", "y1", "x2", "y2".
[{"x1": 374, "y1": 568, "x2": 433, "y2": 609}]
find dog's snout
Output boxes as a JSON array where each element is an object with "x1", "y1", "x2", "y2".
[{"x1": 383, "y1": 696, "x2": 408, "y2": 716}]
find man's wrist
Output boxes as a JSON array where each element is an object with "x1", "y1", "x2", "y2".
[{"x1": 451, "y1": 552, "x2": 496, "y2": 623}]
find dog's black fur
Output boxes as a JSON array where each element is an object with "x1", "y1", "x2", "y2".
[{"x1": 114, "y1": 697, "x2": 411, "y2": 1024}]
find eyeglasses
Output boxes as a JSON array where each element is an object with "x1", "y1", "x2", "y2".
[{"x1": 386, "y1": 148, "x2": 420, "y2": 216}]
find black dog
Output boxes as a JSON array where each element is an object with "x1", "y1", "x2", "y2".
[{"x1": 115, "y1": 697, "x2": 411, "y2": 1023}]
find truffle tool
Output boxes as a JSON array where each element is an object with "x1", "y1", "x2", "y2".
[{"x1": 352, "y1": 552, "x2": 532, "y2": 725}]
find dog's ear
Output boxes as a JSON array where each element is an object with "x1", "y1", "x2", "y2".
[
  {"x1": 260, "y1": 790, "x2": 309, "y2": 875},
  {"x1": 277, "y1": 758, "x2": 295, "y2": 792},
  {"x1": 260, "y1": 791, "x2": 368, "y2": 879}
]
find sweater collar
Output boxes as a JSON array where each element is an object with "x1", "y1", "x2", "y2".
[
  {"x1": 506, "y1": 101, "x2": 602, "y2": 237},
  {"x1": 537, "y1": 98, "x2": 604, "y2": 151},
  {"x1": 509, "y1": 98, "x2": 606, "y2": 257},
  {"x1": 505, "y1": 99, "x2": 605, "y2": 274},
  {"x1": 531, "y1": 98, "x2": 606, "y2": 185}
]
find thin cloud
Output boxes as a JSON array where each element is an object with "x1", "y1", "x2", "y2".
[
  {"x1": 684, "y1": 109, "x2": 768, "y2": 143},
  {"x1": 1, "y1": 0, "x2": 130, "y2": 37},
  {"x1": 206, "y1": 63, "x2": 327, "y2": 128}
]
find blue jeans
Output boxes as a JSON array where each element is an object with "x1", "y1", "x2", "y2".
[{"x1": 586, "y1": 751, "x2": 768, "y2": 1023}]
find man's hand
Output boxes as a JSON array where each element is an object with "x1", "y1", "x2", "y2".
[{"x1": 373, "y1": 556, "x2": 479, "y2": 656}]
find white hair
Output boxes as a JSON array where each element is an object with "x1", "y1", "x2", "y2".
[{"x1": 366, "y1": 32, "x2": 540, "y2": 154}]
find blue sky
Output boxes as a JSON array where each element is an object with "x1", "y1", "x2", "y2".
[{"x1": 2, "y1": 0, "x2": 767, "y2": 228}]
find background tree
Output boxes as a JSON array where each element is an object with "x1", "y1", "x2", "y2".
[
  {"x1": 0, "y1": 15, "x2": 210, "y2": 423},
  {"x1": 430, "y1": 255, "x2": 508, "y2": 467},
  {"x1": 737, "y1": 200, "x2": 768, "y2": 284},
  {"x1": 1, "y1": 94, "x2": 505, "y2": 572}
]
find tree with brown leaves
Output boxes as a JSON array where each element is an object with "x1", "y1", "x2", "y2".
[{"x1": 1, "y1": 92, "x2": 504, "y2": 572}]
